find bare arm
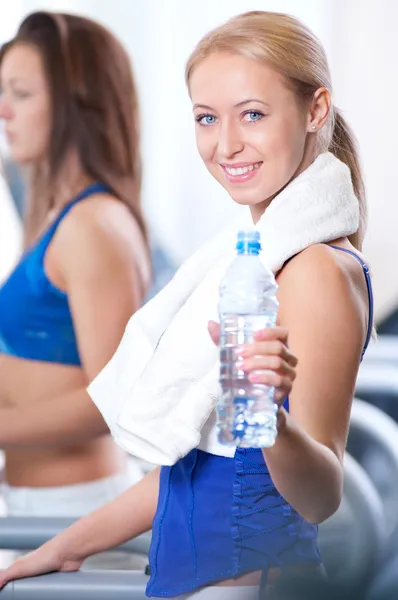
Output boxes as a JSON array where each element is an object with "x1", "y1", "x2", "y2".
[
  {"x1": 56, "y1": 466, "x2": 159, "y2": 559},
  {"x1": 0, "y1": 195, "x2": 149, "y2": 447},
  {"x1": 0, "y1": 467, "x2": 160, "y2": 588},
  {"x1": 262, "y1": 244, "x2": 368, "y2": 523}
]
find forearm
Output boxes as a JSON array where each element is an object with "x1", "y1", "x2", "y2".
[
  {"x1": 0, "y1": 387, "x2": 108, "y2": 447},
  {"x1": 263, "y1": 409, "x2": 343, "y2": 524},
  {"x1": 50, "y1": 467, "x2": 159, "y2": 562}
]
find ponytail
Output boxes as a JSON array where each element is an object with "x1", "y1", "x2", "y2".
[{"x1": 329, "y1": 109, "x2": 367, "y2": 250}]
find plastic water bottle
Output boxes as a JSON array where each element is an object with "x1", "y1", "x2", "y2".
[{"x1": 217, "y1": 230, "x2": 279, "y2": 448}]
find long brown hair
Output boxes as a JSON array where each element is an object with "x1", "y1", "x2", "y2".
[
  {"x1": 186, "y1": 11, "x2": 366, "y2": 250},
  {"x1": 0, "y1": 11, "x2": 147, "y2": 247}
]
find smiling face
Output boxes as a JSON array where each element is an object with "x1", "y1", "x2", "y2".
[{"x1": 189, "y1": 52, "x2": 317, "y2": 222}]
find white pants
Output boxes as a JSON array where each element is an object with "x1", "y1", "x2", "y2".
[
  {"x1": 1, "y1": 461, "x2": 143, "y2": 517},
  {"x1": 170, "y1": 586, "x2": 260, "y2": 600}
]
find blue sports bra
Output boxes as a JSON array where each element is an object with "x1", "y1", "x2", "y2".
[
  {"x1": 329, "y1": 245, "x2": 373, "y2": 360},
  {"x1": 0, "y1": 182, "x2": 110, "y2": 366}
]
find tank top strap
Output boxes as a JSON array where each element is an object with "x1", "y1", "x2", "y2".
[
  {"x1": 328, "y1": 245, "x2": 374, "y2": 359},
  {"x1": 39, "y1": 182, "x2": 111, "y2": 249}
]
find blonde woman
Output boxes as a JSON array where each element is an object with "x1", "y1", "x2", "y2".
[{"x1": 0, "y1": 11, "x2": 372, "y2": 599}]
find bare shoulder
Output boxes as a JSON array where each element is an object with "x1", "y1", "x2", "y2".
[
  {"x1": 49, "y1": 192, "x2": 150, "y2": 290},
  {"x1": 277, "y1": 243, "x2": 370, "y2": 343},
  {"x1": 278, "y1": 242, "x2": 369, "y2": 296},
  {"x1": 60, "y1": 192, "x2": 145, "y2": 252}
]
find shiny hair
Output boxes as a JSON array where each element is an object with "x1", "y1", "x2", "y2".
[
  {"x1": 0, "y1": 11, "x2": 147, "y2": 246},
  {"x1": 186, "y1": 11, "x2": 366, "y2": 250}
]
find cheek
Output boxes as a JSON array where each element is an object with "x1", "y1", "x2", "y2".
[
  {"x1": 263, "y1": 117, "x2": 307, "y2": 170},
  {"x1": 32, "y1": 104, "x2": 51, "y2": 150},
  {"x1": 16, "y1": 102, "x2": 50, "y2": 161},
  {"x1": 195, "y1": 129, "x2": 216, "y2": 164}
]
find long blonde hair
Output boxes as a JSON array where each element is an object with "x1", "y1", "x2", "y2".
[{"x1": 186, "y1": 11, "x2": 366, "y2": 250}]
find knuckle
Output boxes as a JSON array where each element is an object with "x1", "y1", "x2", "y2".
[
  {"x1": 251, "y1": 342, "x2": 261, "y2": 355},
  {"x1": 278, "y1": 326, "x2": 288, "y2": 339},
  {"x1": 273, "y1": 356, "x2": 284, "y2": 370}
]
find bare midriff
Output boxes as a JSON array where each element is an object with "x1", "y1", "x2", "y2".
[{"x1": 0, "y1": 352, "x2": 126, "y2": 488}]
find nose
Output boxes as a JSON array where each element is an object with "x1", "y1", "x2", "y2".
[{"x1": 216, "y1": 118, "x2": 244, "y2": 161}]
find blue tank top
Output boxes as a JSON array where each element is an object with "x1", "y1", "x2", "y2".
[
  {"x1": 146, "y1": 246, "x2": 374, "y2": 598},
  {"x1": 0, "y1": 182, "x2": 110, "y2": 366}
]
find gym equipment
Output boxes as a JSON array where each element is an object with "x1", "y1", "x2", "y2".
[
  {"x1": 348, "y1": 399, "x2": 398, "y2": 544},
  {"x1": 0, "y1": 518, "x2": 151, "y2": 554},
  {"x1": 318, "y1": 453, "x2": 384, "y2": 588},
  {"x1": 0, "y1": 571, "x2": 148, "y2": 599},
  {"x1": 362, "y1": 335, "x2": 398, "y2": 366}
]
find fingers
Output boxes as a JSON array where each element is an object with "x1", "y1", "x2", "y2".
[
  {"x1": 249, "y1": 370, "x2": 293, "y2": 404},
  {"x1": 0, "y1": 550, "x2": 57, "y2": 590},
  {"x1": 0, "y1": 556, "x2": 32, "y2": 589},
  {"x1": 236, "y1": 341, "x2": 297, "y2": 368},
  {"x1": 235, "y1": 327, "x2": 297, "y2": 406},
  {"x1": 208, "y1": 320, "x2": 220, "y2": 346},
  {"x1": 208, "y1": 323, "x2": 297, "y2": 404},
  {"x1": 235, "y1": 342, "x2": 297, "y2": 372},
  {"x1": 253, "y1": 326, "x2": 289, "y2": 344},
  {"x1": 244, "y1": 359, "x2": 296, "y2": 382}
]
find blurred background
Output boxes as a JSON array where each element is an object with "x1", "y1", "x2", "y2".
[
  {"x1": 1, "y1": 2, "x2": 398, "y2": 598},
  {"x1": 1, "y1": 0, "x2": 397, "y2": 325}
]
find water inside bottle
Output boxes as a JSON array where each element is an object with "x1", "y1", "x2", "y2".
[{"x1": 218, "y1": 313, "x2": 278, "y2": 448}]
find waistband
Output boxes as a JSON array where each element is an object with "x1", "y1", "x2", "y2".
[{"x1": 1, "y1": 465, "x2": 143, "y2": 517}]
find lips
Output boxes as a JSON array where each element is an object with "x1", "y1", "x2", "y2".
[{"x1": 221, "y1": 161, "x2": 263, "y2": 183}]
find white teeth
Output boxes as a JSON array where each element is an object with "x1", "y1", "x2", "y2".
[{"x1": 225, "y1": 162, "x2": 261, "y2": 176}]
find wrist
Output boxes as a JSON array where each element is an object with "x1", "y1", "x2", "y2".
[
  {"x1": 53, "y1": 530, "x2": 83, "y2": 564},
  {"x1": 262, "y1": 406, "x2": 289, "y2": 455}
]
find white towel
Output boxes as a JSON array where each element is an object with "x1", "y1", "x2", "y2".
[{"x1": 88, "y1": 152, "x2": 360, "y2": 465}]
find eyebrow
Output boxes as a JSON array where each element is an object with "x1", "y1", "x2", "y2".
[{"x1": 193, "y1": 99, "x2": 271, "y2": 111}]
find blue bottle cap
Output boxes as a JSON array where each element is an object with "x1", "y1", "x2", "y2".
[{"x1": 236, "y1": 230, "x2": 261, "y2": 255}]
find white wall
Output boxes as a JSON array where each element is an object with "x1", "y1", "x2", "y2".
[
  {"x1": 0, "y1": 174, "x2": 22, "y2": 283},
  {"x1": 331, "y1": 0, "x2": 398, "y2": 322}
]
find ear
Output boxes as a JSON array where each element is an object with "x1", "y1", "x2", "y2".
[{"x1": 306, "y1": 87, "x2": 332, "y2": 133}]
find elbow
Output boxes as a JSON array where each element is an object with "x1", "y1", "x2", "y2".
[
  {"x1": 303, "y1": 450, "x2": 344, "y2": 524},
  {"x1": 301, "y1": 485, "x2": 343, "y2": 525}
]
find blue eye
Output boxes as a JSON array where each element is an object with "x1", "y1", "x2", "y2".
[
  {"x1": 243, "y1": 111, "x2": 264, "y2": 122},
  {"x1": 196, "y1": 114, "x2": 217, "y2": 126}
]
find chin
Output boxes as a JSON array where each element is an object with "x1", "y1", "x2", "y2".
[
  {"x1": 9, "y1": 151, "x2": 34, "y2": 165},
  {"x1": 229, "y1": 192, "x2": 265, "y2": 207},
  {"x1": 232, "y1": 199, "x2": 257, "y2": 209}
]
